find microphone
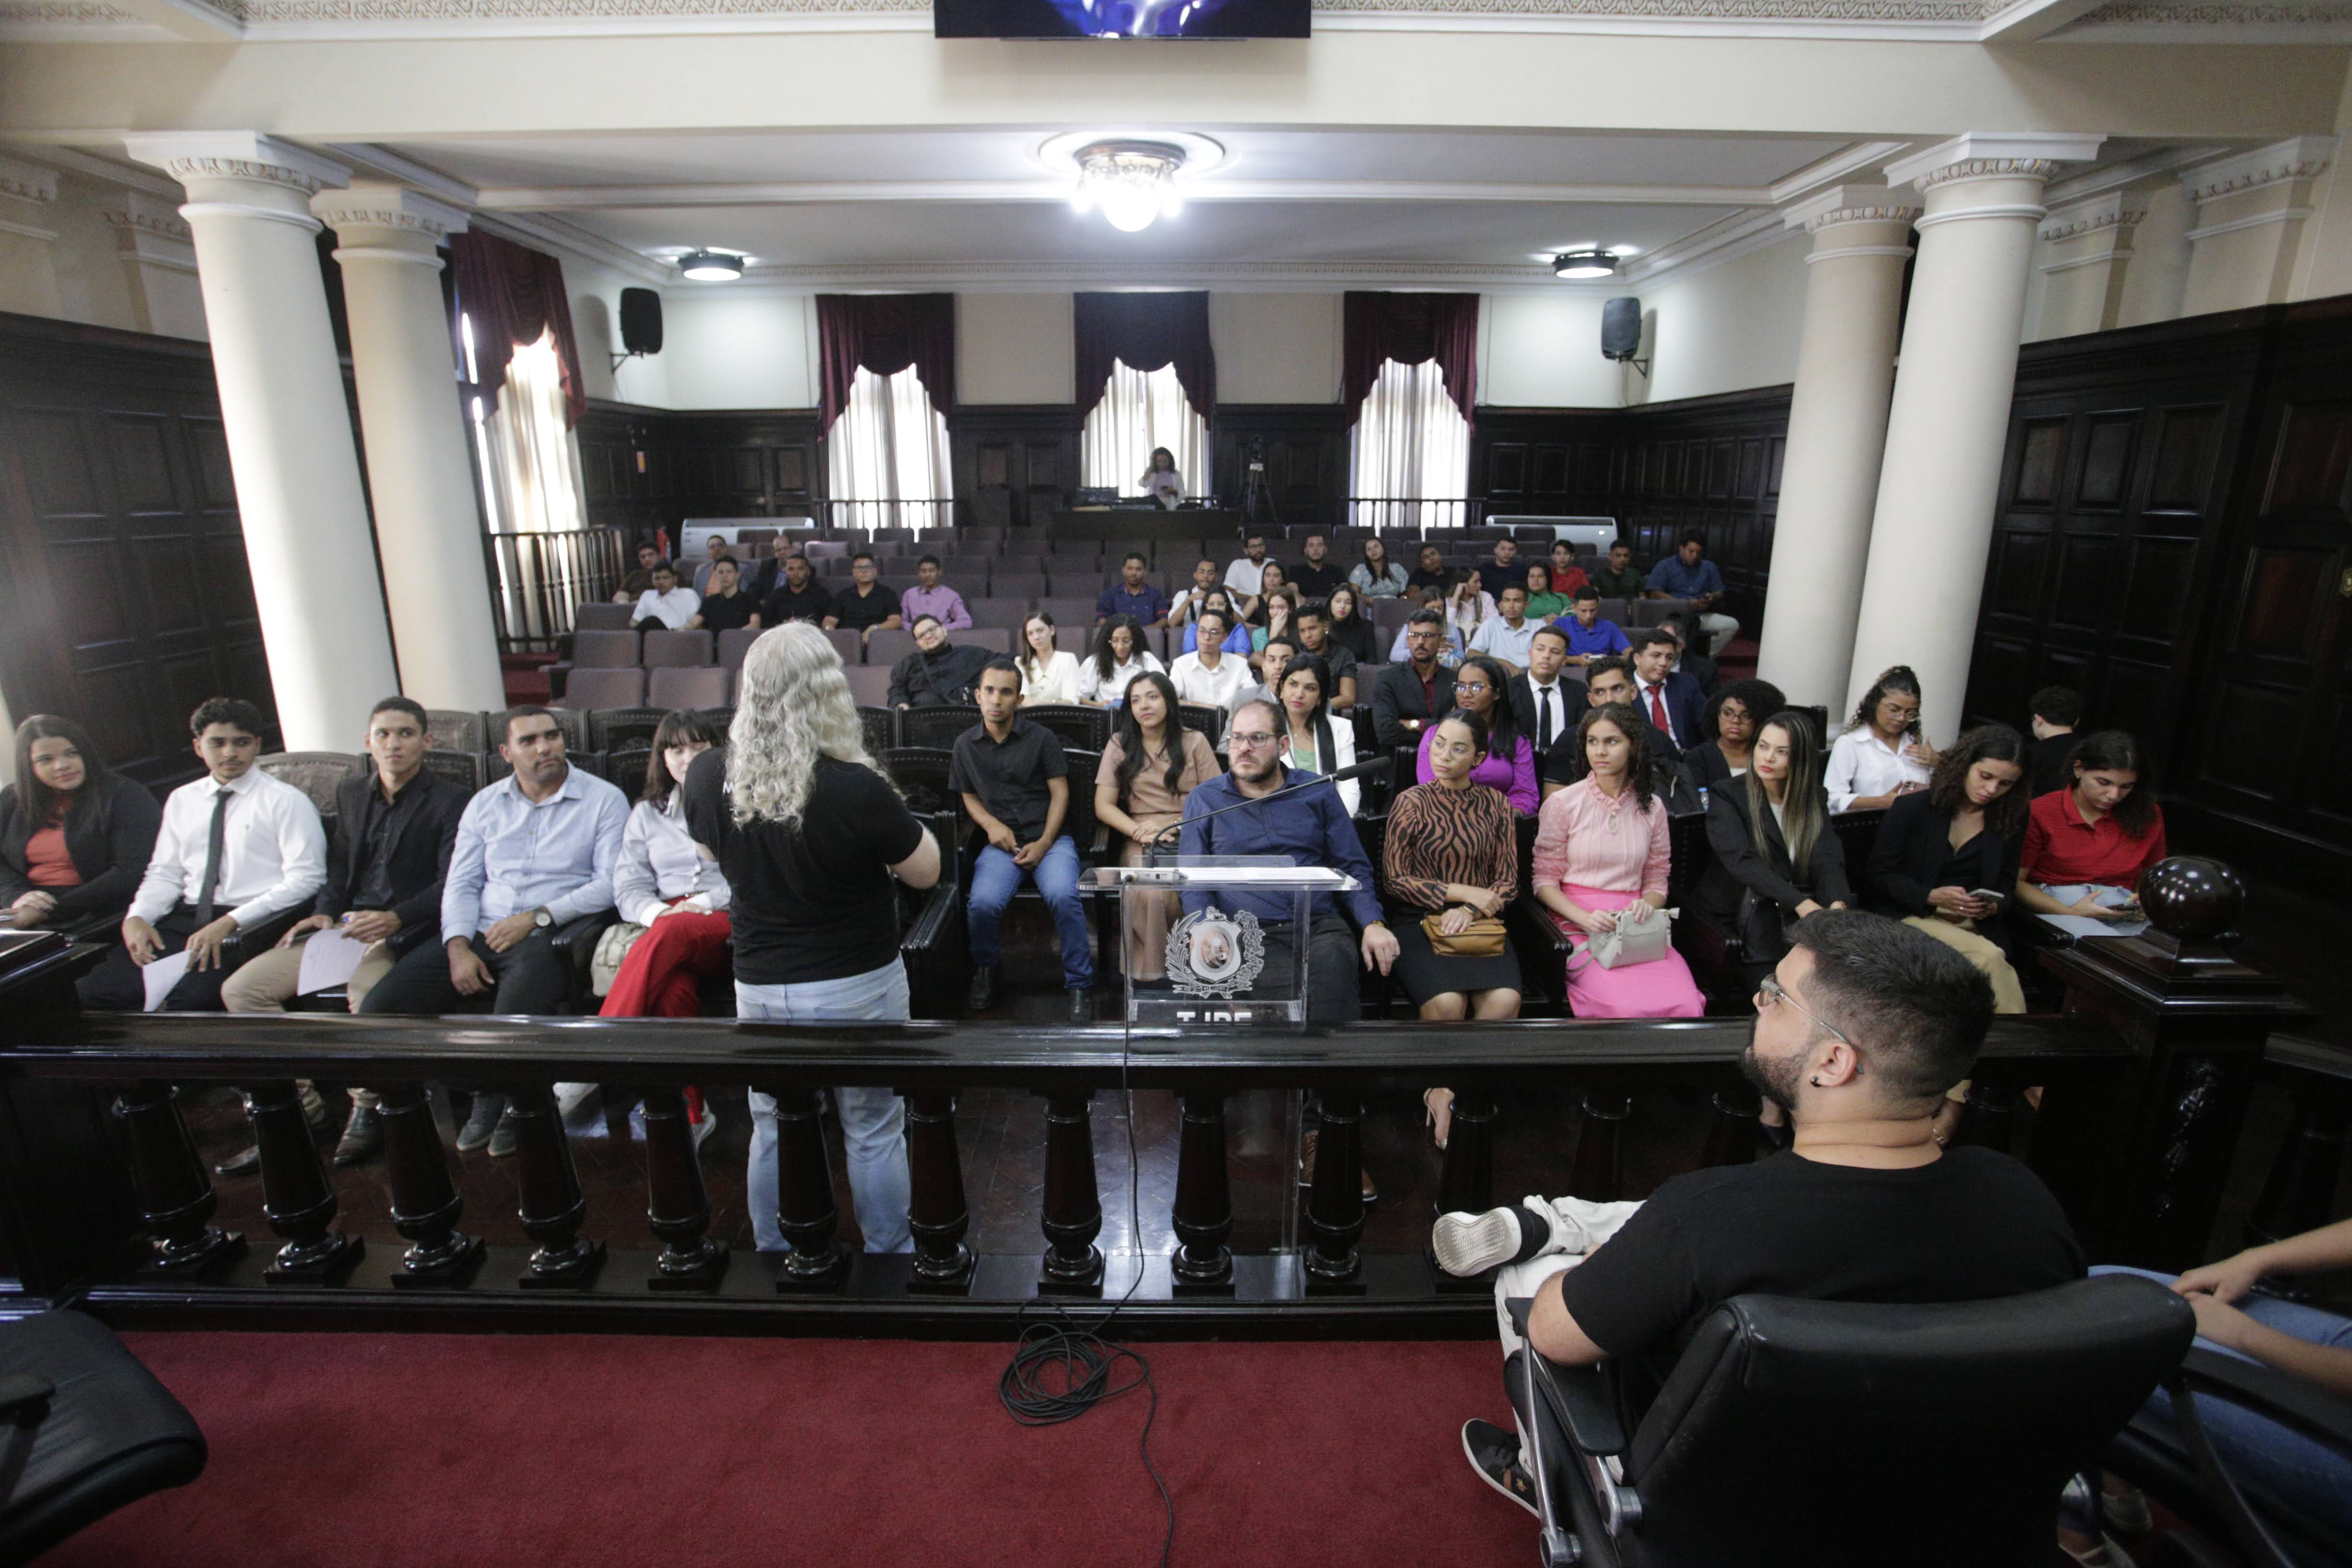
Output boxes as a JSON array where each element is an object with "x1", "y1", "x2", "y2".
[{"x1": 1147, "y1": 757, "x2": 1394, "y2": 848}]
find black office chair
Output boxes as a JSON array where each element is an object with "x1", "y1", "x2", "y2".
[
  {"x1": 1503, "y1": 1274, "x2": 2194, "y2": 1568},
  {"x1": 0, "y1": 1310, "x2": 207, "y2": 1564}
]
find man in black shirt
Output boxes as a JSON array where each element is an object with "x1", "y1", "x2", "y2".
[
  {"x1": 688, "y1": 556, "x2": 759, "y2": 633},
  {"x1": 1482, "y1": 535, "x2": 1529, "y2": 597},
  {"x1": 2027, "y1": 685, "x2": 2083, "y2": 799},
  {"x1": 761, "y1": 552, "x2": 835, "y2": 627},
  {"x1": 1439, "y1": 912, "x2": 2085, "y2": 1513},
  {"x1": 1293, "y1": 601, "x2": 1358, "y2": 712},
  {"x1": 887, "y1": 615, "x2": 993, "y2": 708},
  {"x1": 824, "y1": 551, "x2": 903, "y2": 647},
  {"x1": 1406, "y1": 543, "x2": 1454, "y2": 599},
  {"x1": 1288, "y1": 532, "x2": 1344, "y2": 600},
  {"x1": 610, "y1": 541, "x2": 663, "y2": 603},
  {"x1": 950, "y1": 659, "x2": 1093, "y2": 1022}
]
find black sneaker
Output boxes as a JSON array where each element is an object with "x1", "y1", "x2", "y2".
[
  {"x1": 966, "y1": 965, "x2": 999, "y2": 1013},
  {"x1": 1462, "y1": 1419, "x2": 1540, "y2": 1519},
  {"x1": 1067, "y1": 987, "x2": 1095, "y2": 1025},
  {"x1": 455, "y1": 1093, "x2": 507, "y2": 1153}
]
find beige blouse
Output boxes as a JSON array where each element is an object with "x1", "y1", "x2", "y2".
[{"x1": 1096, "y1": 729, "x2": 1222, "y2": 840}]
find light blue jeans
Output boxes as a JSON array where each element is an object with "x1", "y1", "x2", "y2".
[
  {"x1": 2095, "y1": 1264, "x2": 2352, "y2": 1539},
  {"x1": 966, "y1": 835, "x2": 1093, "y2": 989},
  {"x1": 740, "y1": 959, "x2": 913, "y2": 1254}
]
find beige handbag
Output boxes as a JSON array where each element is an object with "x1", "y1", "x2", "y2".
[
  {"x1": 1584, "y1": 907, "x2": 1677, "y2": 970},
  {"x1": 589, "y1": 921, "x2": 648, "y2": 997},
  {"x1": 1422, "y1": 911, "x2": 1508, "y2": 958}
]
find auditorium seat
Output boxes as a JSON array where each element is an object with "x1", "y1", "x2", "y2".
[
  {"x1": 606, "y1": 747, "x2": 653, "y2": 801},
  {"x1": 642, "y1": 629, "x2": 714, "y2": 667},
  {"x1": 844, "y1": 665, "x2": 894, "y2": 706},
  {"x1": 819, "y1": 627, "x2": 862, "y2": 666},
  {"x1": 1038, "y1": 597, "x2": 1092, "y2": 630},
  {"x1": 571, "y1": 629, "x2": 640, "y2": 668},
  {"x1": 946, "y1": 628, "x2": 1013, "y2": 655},
  {"x1": 990, "y1": 572, "x2": 1046, "y2": 603},
  {"x1": 1370, "y1": 597, "x2": 1417, "y2": 643},
  {"x1": 804, "y1": 539, "x2": 848, "y2": 559},
  {"x1": 1632, "y1": 597, "x2": 1693, "y2": 629},
  {"x1": 573, "y1": 602, "x2": 633, "y2": 632},
  {"x1": 865, "y1": 629, "x2": 919, "y2": 667},
  {"x1": 717, "y1": 627, "x2": 761, "y2": 669},
  {"x1": 558, "y1": 667, "x2": 645, "y2": 709},
  {"x1": 856, "y1": 705, "x2": 897, "y2": 754},
  {"x1": 258, "y1": 752, "x2": 364, "y2": 819},
  {"x1": 1598, "y1": 597, "x2": 1630, "y2": 625},
  {"x1": 1022, "y1": 704, "x2": 1111, "y2": 752},
  {"x1": 648, "y1": 666, "x2": 731, "y2": 709},
  {"x1": 424, "y1": 709, "x2": 485, "y2": 754},
  {"x1": 589, "y1": 706, "x2": 667, "y2": 752},
  {"x1": 968, "y1": 599, "x2": 1031, "y2": 632},
  {"x1": 421, "y1": 748, "x2": 486, "y2": 795},
  {"x1": 900, "y1": 706, "x2": 982, "y2": 751},
  {"x1": 880, "y1": 746, "x2": 958, "y2": 815}
]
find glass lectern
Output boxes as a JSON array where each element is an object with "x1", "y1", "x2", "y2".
[{"x1": 1091, "y1": 856, "x2": 1359, "y2": 1027}]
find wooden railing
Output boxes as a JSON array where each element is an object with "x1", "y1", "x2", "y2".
[
  {"x1": 1345, "y1": 498, "x2": 1486, "y2": 532},
  {"x1": 483, "y1": 526, "x2": 630, "y2": 654},
  {"x1": 823, "y1": 498, "x2": 956, "y2": 532}
]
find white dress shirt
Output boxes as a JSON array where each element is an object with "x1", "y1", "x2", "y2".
[
  {"x1": 1634, "y1": 677, "x2": 1692, "y2": 749},
  {"x1": 1223, "y1": 558, "x2": 1268, "y2": 598},
  {"x1": 130, "y1": 767, "x2": 327, "y2": 930},
  {"x1": 1168, "y1": 649, "x2": 1252, "y2": 711},
  {"x1": 441, "y1": 764, "x2": 631, "y2": 944},
  {"x1": 1076, "y1": 650, "x2": 1164, "y2": 705},
  {"x1": 1018, "y1": 651, "x2": 1082, "y2": 706},
  {"x1": 1524, "y1": 678, "x2": 1575, "y2": 754},
  {"x1": 614, "y1": 795, "x2": 731, "y2": 927},
  {"x1": 634, "y1": 586, "x2": 701, "y2": 630},
  {"x1": 1467, "y1": 615, "x2": 1539, "y2": 669},
  {"x1": 1825, "y1": 727, "x2": 1932, "y2": 814}
]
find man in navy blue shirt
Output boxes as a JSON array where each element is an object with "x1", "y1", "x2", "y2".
[
  {"x1": 1643, "y1": 531, "x2": 1739, "y2": 656},
  {"x1": 1096, "y1": 551, "x2": 1171, "y2": 627},
  {"x1": 1178, "y1": 698, "x2": 1395, "y2": 1024}
]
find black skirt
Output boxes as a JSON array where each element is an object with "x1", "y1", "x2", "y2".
[{"x1": 1387, "y1": 905, "x2": 1521, "y2": 1003}]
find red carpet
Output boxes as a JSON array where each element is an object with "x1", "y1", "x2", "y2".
[{"x1": 53, "y1": 1330, "x2": 1527, "y2": 1567}]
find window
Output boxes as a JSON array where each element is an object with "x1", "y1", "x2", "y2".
[
  {"x1": 1348, "y1": 357, "x2": 1471, "y2": 531},
  {"x1": 467, "y1": 318, "x2": 587, "y2": 536},
  {"x1": 1082, "y1": 359, "x2": 1208, "y2": 499},
  {"x1": 826, "y1": 363, "x2": 951, "y2": 531}
]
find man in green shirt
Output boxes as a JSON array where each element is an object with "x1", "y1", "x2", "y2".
[{"x1": 1588, "y1": 539, "x2": 1646, "y2": 601}]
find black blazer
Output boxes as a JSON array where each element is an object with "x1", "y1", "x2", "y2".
[
  {"x1": 318, "y1": 769, "x2": 470, "y2": 955},
  {"x1": 1685, "y1": 741, "x2": 1741, "y2": 790},
  {"x1": 0, "y1": 772, "x2": 163, "y2": 926},
  {"x1": 1508, "y1": 672, "x2": 1588, "y2": 749},
  {"x1": 1863, "y1": 788, "x2": 2020, "y2": 919},
  {"x1": 1697, "y1": 780, "x2": 1852, "y2": 934},
  {"x1": 1370, "y1": 661, "x2": 1458, "y2": 748}
]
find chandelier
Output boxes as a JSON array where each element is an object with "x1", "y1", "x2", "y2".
[{"x1": 1070, "y1": 140, "x2": 1187, "y2": 233}]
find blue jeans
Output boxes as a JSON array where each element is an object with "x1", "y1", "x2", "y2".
[
  {"x1": 740, "y1": 960, "x2": 913, "y2": 1255},
  {"x1": 2095, "y1": 1264, "x2": 2352, "y2": 1539},
  {"x1": 967, "y1": 836, "x2": 1093, "y2": 989}
]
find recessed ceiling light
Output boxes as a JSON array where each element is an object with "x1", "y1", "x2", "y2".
[
  {"x1": 678, "y1": 250, "x2": 743, "y2": 282},
  {"x1": 1554, "y1": 249, "x2": 1619, "y2": 280}
]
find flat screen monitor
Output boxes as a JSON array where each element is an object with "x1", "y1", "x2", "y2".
[{"x1": 934, "y1": 0, "x2": 1308, "y2": 37}]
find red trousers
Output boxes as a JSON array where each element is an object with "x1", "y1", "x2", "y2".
[{"x1": 600, "y1": 909, "x2": 733, "y2": 1020}]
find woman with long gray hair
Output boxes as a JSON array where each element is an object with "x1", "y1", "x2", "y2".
[{"x1": 681, "y1": 621, "x2": 941, "y2": 1255}]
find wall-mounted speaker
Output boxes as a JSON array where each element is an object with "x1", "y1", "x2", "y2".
[
  {"x1": 1600, "y1": 297, "x2": 1642, "y2": 362},
  {"x1": 619, "y1": 288, "x2": 664, "y2": 355}
]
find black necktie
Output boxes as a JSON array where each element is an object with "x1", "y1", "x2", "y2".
[
  {"x1": 1537, "y1": 687, "x2": 1555, "y2": 750},
  {"x1": 194, "y1": 787, "x2": 231, "y2": 926}
]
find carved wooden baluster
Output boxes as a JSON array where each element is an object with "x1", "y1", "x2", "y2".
[
  {"x1": 1039, "y1": 1090, "x2": 1104, "y2": 1289},
  {"x1": 1571, "y1": 1089, "x2": 1631, "y2": 1202},
  {"x1": 767, "y1": 1086, "x2": 849, "y2": 1288},
  {"x1": 374, "y1": 1081, "x2": 482, "y2": 1284},
  {"x1": 1304, "y1": 1093, "x2": 1365, "y2": 1284},
  {"x1": 1698, "y1": 1081, "x2": 1760, "y2": 1168},
  {"x1": 507, "y1": 1082, "x2": 604, "y2": 1288},
  {"x1": 114, "y1": 1081, "x2": 244, "y2": 1272},
  {"x1": 1435, "y1": 1086, "x2": 1497, "y2": 1217},
  {"x1": 904, "y1": 1088, "x2": 973, "y2": 1292},
  {"x1": 642, "y1": 1084, "x2": 726, "y2": 1290},
  {"x1": 1171, "y1": 1090, "x2": 1233, "y2": 1288},
  {"x1": 246, "y1": 1078, "x2": 361, "y2": 1279}
]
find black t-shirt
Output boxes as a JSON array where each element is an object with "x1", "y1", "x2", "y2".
[
  {"x1": 1288, "y1": 561, "x2": 1344, "y2": 599},
  {"x1": 1406, "y1": 566, "x2": 1454, "y2": 596},
  {"x1": 682, "y1": 748, "x2": 925, "y2": 986},
  {"x1": 763, "y1": 581, "x2": 835, "y2": 626},
  {"x1": 2028, "y1": 733, "x2": 2076, "y2": 800},
  {"x1": 1560, "y1": 1148, "x2": 2085, "y2": 1402},
  {"x1": 947, "y1": 719, "x2": 1068, "y2": 842},
  {"x1": 831, "y1": 581, "x2": 898, "y2": 631},
  {"x1": 696, "y1": 590, "x2": 757, "y2": 632}
]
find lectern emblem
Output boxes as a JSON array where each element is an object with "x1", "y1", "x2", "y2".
[{"x1": 1166, "y1": 906, "x2": 1265, "y2": 998}]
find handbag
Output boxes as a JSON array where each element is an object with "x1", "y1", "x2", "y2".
[
  {"x1": 589, "y1": 921, "x2": 649, "y2": 998},
  {"x1": 1422, "y1": 910, "x2": 1507, "y2": 958},
  {"x1": 1733, "y1": 888, "x2": 1793, "y2": 965},
  {"x1": 1586, "y1": 907, "x2": 1676, "y2": 970}
]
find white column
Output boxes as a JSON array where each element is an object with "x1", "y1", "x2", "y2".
[
  {"x1": 0, "y1": 155, "x2": 62, "y2": 319},
  {"x1": 123, "y1": 133, "x2": 399, "y2": 751},
  {"x1": 1845, "y1": 133, "x2": 2103, "y2": 744},
  {"x1": 2033, "y1": 192, "x2": 2146, "y2": 340},
  {"x1": 2180, "y1": 136, "x2": 2337, "y2": 314},
  {"x1": 311, "y1": 183, "x2": 506, "y2": 713},
  {"x1": 1753, "y1": 185, "x2": 1919, "y2": 711}
]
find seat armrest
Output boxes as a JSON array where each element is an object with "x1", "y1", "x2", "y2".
[
  {"x1": 222, "y1": 906, "x2": 310, "y2": 969},
  {"x1": 1512, "y1": 1297, "x2": 1631, "y2": 1458},
  {"x1": 0, "y1": 1372, "x2": 55, "y2": 1421},
  {"x1": 2180, "y1": 1345, "x2": 2352, "y2": 1450},
  {"x1": 1510, "y1": 892, "x2": 1573, "y2": 955},
  {"x1": 901, "y1": 878, "x2": 961, "y2": 954},
  {"x1": 551, "y1": 908, "x2": 620, "y2": 1009}
]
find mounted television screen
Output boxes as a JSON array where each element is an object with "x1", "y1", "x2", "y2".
[{"x1": 934, "y1": 0, "x2": 1308, "y2": 37}]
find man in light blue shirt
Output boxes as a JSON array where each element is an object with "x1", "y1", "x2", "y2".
[
  {"x1": 1642, "y1": 531, "x2": 1740, "y2": 657},
  {"x1": 363, "y1": 705, "x2": 628, "y2": 1153}
]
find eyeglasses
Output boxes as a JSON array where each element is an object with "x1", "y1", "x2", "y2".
[
  {"x1": 1229, "y1": 730, "x2": 1278, "y2": 747},
  {"x1": 1755, "y1": 975, "x2": 1851, "y2": 1045}
]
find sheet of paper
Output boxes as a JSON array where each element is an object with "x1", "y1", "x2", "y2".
[
  {"x1": 296, "y1": 929, "x2": 372, "y2": 994},
  {"x1": 142, "y1": 950, "x2": 191, "y2": 1011}
]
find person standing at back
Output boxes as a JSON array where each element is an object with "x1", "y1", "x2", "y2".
[{"x1": 685, "y1": 623, "x2": 940, "y2": 1257}]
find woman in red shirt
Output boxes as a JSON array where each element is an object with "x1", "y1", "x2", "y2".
[
  {"x1": 1, "y1": 715, "x2": 165, "y2": 1009},
  {"x1": 2014, "y1": 730, "x2": 2166, "y2": 930}
]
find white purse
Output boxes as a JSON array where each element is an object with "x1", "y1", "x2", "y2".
[{"x1": 1584, "y1": 906, "x2": 1677, "y2": 970}]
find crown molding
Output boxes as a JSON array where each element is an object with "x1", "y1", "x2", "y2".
[
  {"x1": 1884, "y1": 131, "x2": 2104, "y2": 188},
  {"x1": 0, "y1": 155, "x2": 60, "y2": 205},
  {"x1": 2179, "y1": 135, "x2": 2336, "y2": 204},
  {"x1": 2040, "y1": 142, "x2": 2226, "y2": 207},
  {"x1": 310, "y1": 179, "x2": 470, "y2": 236},
  {"x1": 122, "y1": 131, "x2": 352, "y2": 194},
  {"x1": 1781, "y1": 181, "x2": 1919, "y2": 231},
  {"x1": 2038, "y1": 190, "x2": 2142, "y2": 241},
  {"x1": 473, "y1": 176, "x2": 1774, "y2": 212}
]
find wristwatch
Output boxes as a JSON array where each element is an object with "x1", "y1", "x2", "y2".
[{"x1": 532, "y1": 907, "x2": 553, "y2": 929}]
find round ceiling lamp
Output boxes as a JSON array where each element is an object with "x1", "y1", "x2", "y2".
[
  {"x1": 1069, "y1": 140, "x2": 1188, "y2": 232},
  {"x1": 1553, "y1": 249, "x2": 1619, "y2": 280},
  {"x1": 678, "y1": 250, "x2": 744, "y2": 282}
]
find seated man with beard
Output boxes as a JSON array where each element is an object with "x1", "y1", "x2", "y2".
[{"x1": 1433, "y1": 910, "x2": 2085, "y2": 1516}]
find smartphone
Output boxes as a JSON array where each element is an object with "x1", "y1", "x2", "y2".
[{"x1": 1967, "y1": 888, "x2": 2007, "y2": 909}]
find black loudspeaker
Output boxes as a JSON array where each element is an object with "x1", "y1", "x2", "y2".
[
  {"x1": 619, "y1": 288, "x2": 664, "y2": 355},
  {"x1": 1600, "y1": 297, "x2": 1642, "y2": 362}
]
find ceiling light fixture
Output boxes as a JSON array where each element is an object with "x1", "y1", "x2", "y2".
[
  {"x1": 1554, "y1": 249, "x2": 1619, "y2": 280},
  {"x1": 1070, "y1": 140, "x2": 1187, "y2": 233},
  {"x1": 678, "y1": 250, "x2": 744, "y2": 282}
]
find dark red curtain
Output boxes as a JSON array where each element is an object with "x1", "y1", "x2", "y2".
[
  {"x1": 1342, "y1": 292, "x2": 1479, "y2": 431},
  {"x1": 1074, "y1": 292, "x2": 1216, "y2": 419},
  {"x1": 447, "y1": 231, "x2": 588, "y2": 427},
  {"x1": 816, "y1": 293, "x2": 957, "y2": 432}
]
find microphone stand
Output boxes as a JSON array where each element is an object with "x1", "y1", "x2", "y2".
[{"x1": 1143, "y1": 760, "x2": 1392, "y2": 861}]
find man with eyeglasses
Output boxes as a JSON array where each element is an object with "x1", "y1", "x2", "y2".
[
  {"x1": 1177, "y1": 698, "x2": 1395, "y2": 1025},
  {"x1": 1437, "y1": 912, "x2": 2085, "y2": 1519},
  {"x1": 1370, "y1": 609, "x2": 1460, "y2": 748}
]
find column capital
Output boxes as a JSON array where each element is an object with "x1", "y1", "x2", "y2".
[
  {"x1": 1783, "y1": 183, "x2": 1922, "y2": 234},
  {"x1": 1884, "y1": 133, "x2": 2105, "y2": 192},
  {"x1": 0, "y1": 155, "x2": 59, "y2": 206},
  {"x1": 310, "y1": 181, "x2": 470, "y2": 242},
  {"x1": 2180, "y1": 134, "x2": 2336, "y2": 205},
  {"x1": 121, "y1": 132, "x2": 352, "y2": 198}
]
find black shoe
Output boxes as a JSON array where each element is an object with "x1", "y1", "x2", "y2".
[
  {"x1": 214, "y1": 1143, "x2": 261, "y2": 1178},
  {"x1": 966, "y1": 966, "x2": 999, "y2": 1012},
  {"x1": 332, "y1": 1106, "x2": 383, "y2": 1167},
  {"x1": 1067, "y1": 987, "x2": 1095, "y2": 1025},
  {"x1": 456, "y1": 1093, "x2": 507, "y2": 1153},
  {"x1": 1461, "y1": 1420, "x2": 1540, "y2": 1519},
  {"x1": 486, "y1": 1111, "x2": 520, "y2": 1159}
]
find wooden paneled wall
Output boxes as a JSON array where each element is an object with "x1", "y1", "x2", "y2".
[
  {"x1": 947, "y1": 407, "x2": 1081, "y2": 531},
  {"x1": 0, "y1": 313, "x2": 280, "y2": 786},
  {"x1": 1211, "y1": 404, "x2": 1350, "y2": 530},
  {"x1": 575, "y1": 401, "x2": 822, "y2": 541}
]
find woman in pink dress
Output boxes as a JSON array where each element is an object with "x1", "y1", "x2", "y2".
[{"x1": 1531, "y1": 704, "x2": 1705, "y2": 1018}]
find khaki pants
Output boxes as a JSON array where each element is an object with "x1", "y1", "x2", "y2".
[
  {"x1": 221, "y1": 934, "x2": 396, "y2": 1109},
  {"x1": 1901, "y1": 915, "x2": 2026, "y2": 1015}
]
